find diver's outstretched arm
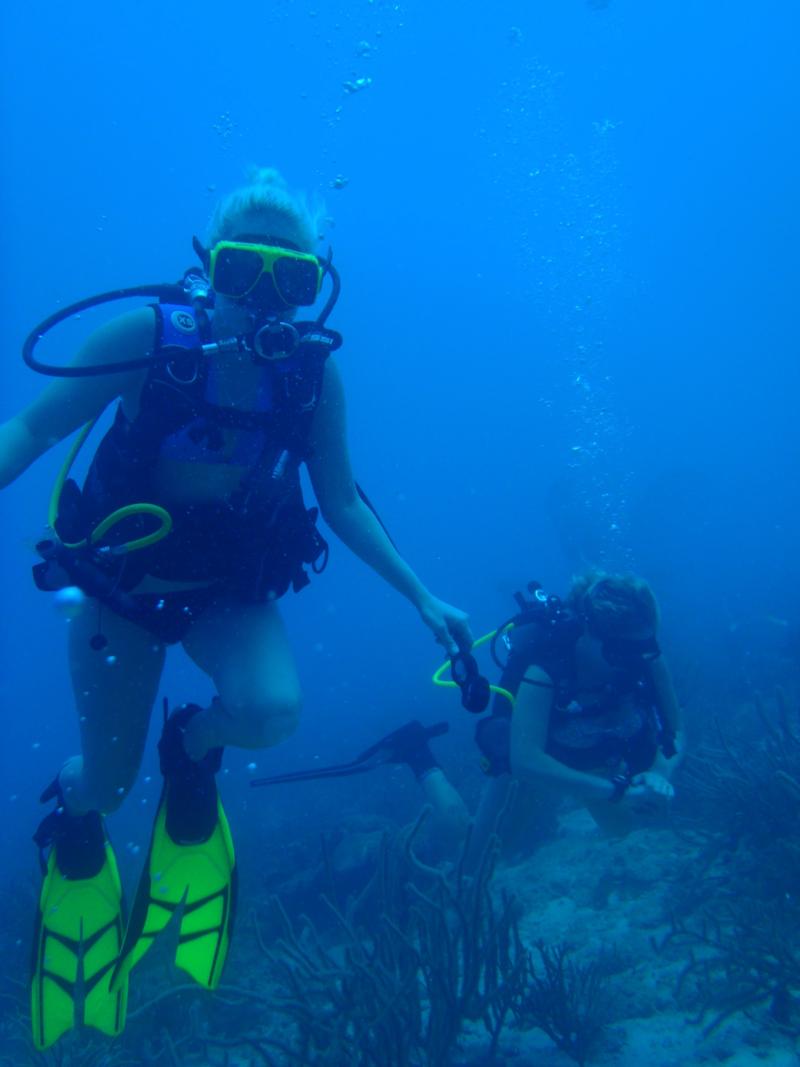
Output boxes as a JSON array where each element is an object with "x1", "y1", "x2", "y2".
[
  {"x1": 306, "y1": 359, "x2": 472, "y2": 654},
  {"x1": 510, "y1": 665, "x2": 623, "y2": 803}
]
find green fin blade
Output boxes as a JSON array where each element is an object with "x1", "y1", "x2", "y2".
[
  {"x1": 32, "y1": 844, "x2": 126, "y2": 1049},
  {"x1": 112, "y1": 795, "x2": 236, "y2": 992}
]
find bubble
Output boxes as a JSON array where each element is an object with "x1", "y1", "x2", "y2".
[
  {"x1": 342, "y1": 76, "x2": 373, "y2": 94},
  {"x1": 212, "y1": 112, "x2": 236, "y2": 143},
  {"x1": 247, "y1": 762, "x2": 258, "y2": 772},
  {"x1": 53, "y1": 586, "x2": 86, "y2": 620},
  {"x1": 105, "y1": 655, "x2": 117, "y2": 666}
]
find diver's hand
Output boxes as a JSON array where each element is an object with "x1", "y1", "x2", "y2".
[
  {"x1": 418, "y1": 595, "x2": 473, "y2": 656},
  {"x1": 630, "y1": 772, "x2": 674, "y2": 799},
  {"x1": 625, "y1": 772, "x2": 674, "y2": 815}
]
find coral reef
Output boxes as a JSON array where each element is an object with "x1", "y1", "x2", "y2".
[
  {"x1": 663, "y1": 688, "x2": 800, "y2": 1037},
  {"x1": 7, "y1": 689, "x2": 800, "y2": 1066},
  {"x1": 259, "y1": 810, "x2": 528, "y2": 1065},
  {"x1": 512, "y1": 940, "x2": 623, "y2": 1066}
]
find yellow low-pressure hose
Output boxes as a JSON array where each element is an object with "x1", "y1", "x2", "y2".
[
  {"x1": 432, "y1": 626, "x2": 516, "y2": 708},
  {"x1": 49, "y1": 420, "x2": 173, "y2": 552}
]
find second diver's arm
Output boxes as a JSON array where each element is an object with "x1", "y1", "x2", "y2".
[
  {"x1": 647, "y1": 655, "x2": 686, "y2": 777},
  {"x1": 306, "y1": 359, "x2": 472, "y2": 654},
  {"x1": 509, "y1": 666, "x2": 622, "y2": 803}
]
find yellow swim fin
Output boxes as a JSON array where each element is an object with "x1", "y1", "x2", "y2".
[
  {"x1": 31, "y1": 797, "x2": 127, "y2": 1050},
  {"x1": 111, "y1": 704, "x2": 236, "y2": 992}
]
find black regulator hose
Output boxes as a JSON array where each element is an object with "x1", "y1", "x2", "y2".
[
  {"x1": 24, "y1": 255, "x2": 341, "y2": 376},
  {"x1": 22, "y1": 284, "x2": 187, "y2": 377},
  {"x1": 315, "y1": 254, "x2": 340, "y2": 328}
]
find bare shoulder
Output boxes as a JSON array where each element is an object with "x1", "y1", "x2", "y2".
[
  {"x1": 514, "y1": 665, "x2": 556, "y2": 719},
  {"x1": 318, "y1": 356, "x2": 345, "y2": 403},
  {"x1": 74, "y1": 305, "x2": 157, "y2": 369},
  {"x1": 77, "y1": 306, "x2": 156, "y2": 414},
  {"x1": 20, "y1": 306, "x2": 157, "y2": 445},
  {"x1": 308, "y1": 357, "x2": 346, "y2": 446},
  {"x1": 523, "y1": 664, "x2": 555, "y2": 687}
]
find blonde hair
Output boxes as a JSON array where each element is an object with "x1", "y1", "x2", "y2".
[
  {"x1": 207, "y1": 166, "x2": 323, "y2": 252},
  {"x1": 567, "y1": 570, "x2": 660, "y2": 637}
]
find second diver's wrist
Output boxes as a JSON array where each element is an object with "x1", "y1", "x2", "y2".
[{"x1": 608, "y1": 772, "x2": 633, "y2": 803}]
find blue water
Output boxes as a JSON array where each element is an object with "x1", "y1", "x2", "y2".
[{"x1": 0, "y1": 0, "x2": 798, "y2": 1054}]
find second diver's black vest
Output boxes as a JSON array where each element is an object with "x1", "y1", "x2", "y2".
[{"x1": 475, "y1": 607, "x2": 673, "y2": 776}]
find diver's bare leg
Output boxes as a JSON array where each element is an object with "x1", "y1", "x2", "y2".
[
  {"x1": 464, "y1": 773, "x2": 515, "y2": 871},
  {"x1": 59, "y1": 602, "x2": 166, "y2": 814},
  {"x1": 180, "y1": 596, "x2": 302, "y2": 758},
  {"x1": 418, "y1": 768, "x2": 470, "y2": 859}
]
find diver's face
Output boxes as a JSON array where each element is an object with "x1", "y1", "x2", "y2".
[
  {"x1": 574, "y1": 631, "x2": 616, "y2": 682},
  {"x1": 575, "y1": 625, "x2": 660, "y2": 681},
  {"x1": 217, "y1": 212, "x2": 306, "y2": 318}
]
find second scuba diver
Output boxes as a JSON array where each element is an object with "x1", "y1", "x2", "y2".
[
  {"x1": 260, "y1": 571, "x2": 684, "y2": 866},
  {"x1": 468, "y1": 571, "x2": 684, "y2": 851},
  {"x1": 0, "y1": 166, "x2": 472, "y2": 1048}
]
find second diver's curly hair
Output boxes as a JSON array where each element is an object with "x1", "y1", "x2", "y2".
[
  {"x1": 207, "y1": 166, "x2": 324, "y2": 253},
  {"x1": 567, "y1": 570, "x2": 660, "y2": 638}
]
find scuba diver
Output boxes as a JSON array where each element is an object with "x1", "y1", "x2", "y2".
[
  {"x1": 0, "y1": 166, "x2": 472, "y2": 1049},
  {"x1": 466, "y1": 571, "x2": 684, "y2": 851},
  {"x1": 262, "y1": 572, "x2": 684, "y2": 866}
]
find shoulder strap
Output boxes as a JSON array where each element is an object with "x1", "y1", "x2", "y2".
[
  {"x1": 268, "y1": 322, "x2": 342, "y2": 452},
  {"x1": 491, "y1": 616, "x2": 582, "y2": 717},
  {"x1": 156, "y1": 303, "x2": 205, "y2": 347},
  {"x1": 226, "y1": 323, "x2": 343, "y2": 508}
]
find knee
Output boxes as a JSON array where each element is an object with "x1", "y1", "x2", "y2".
[{"x1": 222, "y1": 690, "x2": 302, "y2": 749}]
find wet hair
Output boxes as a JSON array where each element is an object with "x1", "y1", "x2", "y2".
[
  {"x1": 207, "y1": 166, "x2": 323, "y2": 252},
  {"x1": 567, "y1": 570, "x2": 660, "y2": 638}
]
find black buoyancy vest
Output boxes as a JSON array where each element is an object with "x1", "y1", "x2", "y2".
[
  {"x1": 480, "y1": 618, "x2": 665, "y2": 776},
  {"x1": 74, "y1": 304, "x2": 337, "y2": 596}
]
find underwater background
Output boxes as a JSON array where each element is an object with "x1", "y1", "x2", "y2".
[{"x1": 1, "y1": 1, "x2": 798, "y2": 1063}]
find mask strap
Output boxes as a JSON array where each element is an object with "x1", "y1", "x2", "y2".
[{"x1": 192, "y1": 235, "x2": 210, "y2": 272}]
